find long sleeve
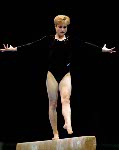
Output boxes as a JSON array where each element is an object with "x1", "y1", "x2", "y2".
[
  {"x1": 84, "y1": 41, "x2": 102, "y2": 53},
  {"x1": 17, "y1": 36, "x2": 47, "y2": 52},
  {"x1": 17, "y1": 35, "x2": 49, "y2": 61},
  {"x1": 71, "y1": 36, "x2": 102, "y2": 74},
  {"x1": 72, "y1": 35, "x2": 102, "y2": 53}
]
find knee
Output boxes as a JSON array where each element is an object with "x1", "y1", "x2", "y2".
[
  {"x1": 61, "y1": 92, "x2": 70, "y2": 104},
  {"x1": 49, "y1": 101, "x2": 57, "y2": 109}
]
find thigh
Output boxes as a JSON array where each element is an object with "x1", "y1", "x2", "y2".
[
  {"x1": 59, "y1": 72, "x2": 72, "y2": 97},
  {"x1": 46, "y1": 71, "x2": 59, "y2": 100}
]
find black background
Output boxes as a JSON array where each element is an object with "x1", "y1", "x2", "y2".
[{"x1": 0, "y1": 1, "x2": 119, "y2": 149}]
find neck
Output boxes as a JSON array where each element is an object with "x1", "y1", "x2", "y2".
[{"x1": 55, "y1": 34, "x2": 66, "y2": 41}]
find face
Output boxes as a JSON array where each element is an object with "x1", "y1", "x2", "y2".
[{"x1": 55, "y1": 24, "x2": 68, "y2": 38}]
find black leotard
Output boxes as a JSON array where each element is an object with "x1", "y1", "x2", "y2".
[
  {"x1": 47, "y1": 35, "x2": 72, "y2": 82},
  {"x1": 17, "y1": 35, "x2": 102, "y2": 83},
  {"x1": 17, "y1": 35, "x2": 72, "y2": 83}
]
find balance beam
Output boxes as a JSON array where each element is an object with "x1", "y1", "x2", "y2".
[{"x1": 16, "y1": 136, "x2": 96, "y2": 150}]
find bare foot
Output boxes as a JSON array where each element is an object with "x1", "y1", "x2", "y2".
[
  {"x1": 63, "y1": 124, "x2": 73, "y2": 134},
  {"x1": 67, "y1": 129, "x2": 73, "y2": 134},
  {"x1": 52, "y1": 134, "x2": 59, "y2": 140}
]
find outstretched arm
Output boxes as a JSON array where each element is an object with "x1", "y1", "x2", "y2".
[
  {"x1": 84, "y1": 42, "x2": 116, "y2": 53},
  {"x1": 0, "y1": 35, "x2": 47, "y2": 52}
]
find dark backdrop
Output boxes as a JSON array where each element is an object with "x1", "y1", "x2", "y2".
[{"x1": 0, "y1": 0, "x2": 119, "y2": 148}]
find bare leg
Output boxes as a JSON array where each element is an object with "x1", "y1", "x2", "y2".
[
  {"x1": 46, "y1": 71, "x2": 59, "y2": 140},
  {"x1": 49, "y1": 101, "x2": 59, "y2": 140},
  {"x1": 59, "y1": 72, "x2": 73, "y2": 134}
]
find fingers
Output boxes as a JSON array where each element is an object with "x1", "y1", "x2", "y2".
[
  {"x1": 3, "y1": 44, "x2": 6, "y2": 48},
  {"x1": 111, "y1": 47, "x2": 115, "y2": 50},
  {"x1": 3, "y1": 44, "x2": 9, "y2": 48},
  {"x1": 3, "y1": 44, "x2": 13, "y2": 49},
  {"x1": 10, "y1": 45, "x2": 13, "y2": 48},
  {"x1": 110, "y1": 50, "x2": 116, "y2": 53},
  {"x1": 111, "y1": 47, "x2": 116, "y2": 53},
  {"x1": 111, "y1": 50, "x2": 116, "y2": 53},
  {"x1": 0, "y1": 49, "x2": 5, "y2": 51},
  {"x1": 104, "y1": 44, "x2": 106, "y2": 47},
  {"x1": 3, "y1": 44, "x2": 8, "y2": 48}
]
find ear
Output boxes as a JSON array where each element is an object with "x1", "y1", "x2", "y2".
[{"x1": 55, "y1": 25, "x2": 57, "y2": 30}]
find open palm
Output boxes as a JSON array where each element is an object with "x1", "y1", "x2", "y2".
[{"x1": 0, "y1": 44, "x2": 17, "y2": 51}]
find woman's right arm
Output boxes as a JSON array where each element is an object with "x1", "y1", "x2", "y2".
[
  {"x1": 0, "y1": 35, "x2": 47, "y2": 52},
  {"x1": 0, "y1": 40, "x2": 36, "y2": 52}
]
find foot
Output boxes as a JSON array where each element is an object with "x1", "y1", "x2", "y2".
[
  {"x1": 63, "y1": 124, "x2": 73, "y2": 134},
  {"x1": 67, "y1": 128, "x2": 73, "y2": 134},
  {"x1": 52, "y1": 134, "x2": 59, "y2": 140}
]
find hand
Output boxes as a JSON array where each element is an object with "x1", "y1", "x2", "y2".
[
  {"x1": 102, "y1": 44, "x2": 116, "y2": 53},
  {"x1": 0, "y1": 44, "x2": 17, "y2": 52}
]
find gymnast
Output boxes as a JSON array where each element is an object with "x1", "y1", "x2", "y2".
[{"x1": 0, "y1": 15, "x2": 116, "y2": 140}]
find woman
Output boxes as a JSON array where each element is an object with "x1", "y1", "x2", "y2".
[{"x1": 0, "y1": 15, "x2": 115, "y2": 140}]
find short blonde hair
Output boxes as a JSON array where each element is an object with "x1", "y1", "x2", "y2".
[{"x1": 54, "y1": 15, "x2": 70, "y2": 26}]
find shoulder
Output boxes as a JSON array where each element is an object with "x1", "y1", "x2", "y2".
[
  {"x1": 45, "y1": 35, "x2": 55, "y2": 40},
  {"x1": 67, "y1": 35, "x2": 84, "y2": 47},
  {"x1": 41, "y1": 35, "x2": 55, "y2": 43}
]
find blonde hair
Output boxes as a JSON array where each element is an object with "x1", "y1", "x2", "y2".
[{"x1": 54, "y1": 15, "x2": 70, "y2": 26}]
